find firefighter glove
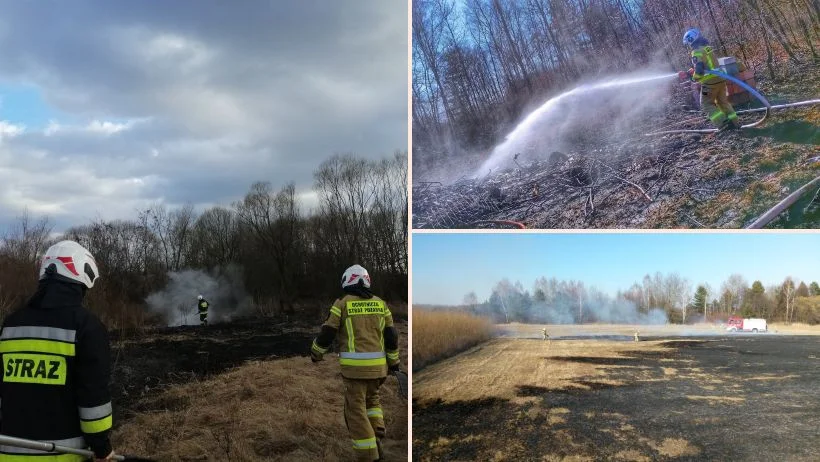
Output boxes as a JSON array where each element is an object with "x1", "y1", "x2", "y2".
[{"x1": 96, "y1": 450, "x2": 116, "y2": 461}]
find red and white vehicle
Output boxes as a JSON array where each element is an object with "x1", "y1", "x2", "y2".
[{"x1": 726, "y1": 317, "x2": 767, "y2": 333}]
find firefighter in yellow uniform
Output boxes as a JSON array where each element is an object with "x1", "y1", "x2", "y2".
[
  {"x1": 197, "y1": 295, "x2": 209, "y2": 326},
  {"x1": 310, "y1": 265, "x2": 400, "y2": 462},
  {"x1": 682, "y1": 28, "x2": 739, "y2": 131}
]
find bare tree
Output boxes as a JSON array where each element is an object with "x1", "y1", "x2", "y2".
[
  {"x1": 782, "y1": 277, "x2": 797, "y2": 323},
  {"x1": 3, "y1": 209, "x2": 53, "y2": 265},
  {"x1": 721, "y1": 274, "x2": 749, "y2": 314}
]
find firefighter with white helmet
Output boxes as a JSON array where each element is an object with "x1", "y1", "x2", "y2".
[
  {"x1": 310, "y1": 265, "x2": 401, "y2": 461},
  {"x1": 0, "y1": 240, "x2": 115, "y2": 461},
  {"x1": 197, "y1": 294, "x2": 209, "y2": 326}
]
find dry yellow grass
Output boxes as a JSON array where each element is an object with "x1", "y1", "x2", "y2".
[
  {"x1": 686, "y1": 395, "x2": 745, "y2": 404},
  {"x1": 503, "y1": 322, "x2": 820, "y2": 337},
  {"x1": 113, "y1": 358, "x2": 407, "y2": 461},
  {"x1": 768, "y1": 323, "x2": 820, "y2": 334},
  {"x1": 413, "y1": 338, "x2": 671, "y2": 405},
  {"x1": 412, "y1": 309, "x2": 494, "y2": 371},
  {"x1": 653, "y1": 438, "x2": 701, "y2": 457},
  {"x1": 500, "y1": 322, "x2": 730, "y2": 337}
]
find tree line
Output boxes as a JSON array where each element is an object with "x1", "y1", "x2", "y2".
[
  {"x1": 413, "y1": 0, "x2": 819, "y2": 156},
  {"x1": 460, "y1": 272, "x2": 820, "y2": 324},
  {"x1": 0, "y1": 152, "x2": 408, "y2": 329}
]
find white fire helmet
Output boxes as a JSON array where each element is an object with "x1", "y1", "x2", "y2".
[
  {"x1": 342, "y1": 264, "x2": 371, "y2": 289},
  {"x1": 198, "y1": 295, "x2": 204, "y2": 300},
  {"x1": 39, "y1": 240, "x2": 100, "y2": 289}
]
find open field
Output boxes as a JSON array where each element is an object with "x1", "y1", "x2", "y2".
[
  {"x1": 108, "y1": 318, "x2": 408, "y2": 461},
  {"x1": 413, "y1": 333, "x2": 820, "y2": 461},
  {"x1": 499, "y1": 322, "x2": 820, "y2": 339}
]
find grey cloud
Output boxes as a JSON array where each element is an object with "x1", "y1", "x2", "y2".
[{"x1": 0, "y1": 0, "x2": 407, "y2": 231}]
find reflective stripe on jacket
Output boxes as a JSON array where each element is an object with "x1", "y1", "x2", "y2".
[
  {"x1": 0, "y1": 281, "x2": 113, "y2": 459},
  {"x1": 322, "y1": 295, "x2": 395, "y2": 379},
  {"x1": 691, "y1": 46, "x2": 724, "y2": 84}
]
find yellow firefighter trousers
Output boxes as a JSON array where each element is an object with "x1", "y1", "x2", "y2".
[
  {"x1": 700, "y1": 81, "x2": 738, "y2": 127},
  {"x1": 343, "y1": 377, "x2": 385, "y2": 461}
]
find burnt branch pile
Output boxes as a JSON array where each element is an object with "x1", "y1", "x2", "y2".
[{"x1": 414, "y1": 116, "x2": 820, "y2": 229}]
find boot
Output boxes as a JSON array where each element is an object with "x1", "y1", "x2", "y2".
[{"x1": 717, "y1": 120, "x2": 738, "y2": 135}]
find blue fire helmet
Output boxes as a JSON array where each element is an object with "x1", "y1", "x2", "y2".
[{"x1": 683, "y1": 28, "x2": 701, "y2": 47}]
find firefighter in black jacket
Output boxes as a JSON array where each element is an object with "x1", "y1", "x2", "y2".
[{"x1": 0, "y1": 240, "x2": 115, "y2": 461}]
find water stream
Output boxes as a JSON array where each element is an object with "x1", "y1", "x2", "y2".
[{"x1": 477, "y1": 72, "x2": 678, "y2": 176}]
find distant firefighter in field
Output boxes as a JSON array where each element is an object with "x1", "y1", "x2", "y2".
[
  {"x1": 197, "y1": 295, "x2": 209, "y2": 326},
  {"x1": 542, "y1": 328, "x2": 549, "y2": 341},
  {"x1": 310, "y1": 265, "x2": 401, "y2": 462}
]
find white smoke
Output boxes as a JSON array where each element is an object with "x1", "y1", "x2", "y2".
[
  {"x1": 485, "y1": 278, "x2": 669, "y2": 325},
  {"x1": 477, "y1": 71, "x2": 678, "y2": 175},
  {"x1": 146, "y1": 265, "x2": 253, "y2": 326}
]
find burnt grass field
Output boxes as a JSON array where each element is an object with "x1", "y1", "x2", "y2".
[
  {"x1": 109, "y1": 314, "x2": 407, "y2": 425},
  {"x1": 109, "y1": 318, "x2": 315, "y2": 421},
  {"x1": 413, "y1": 335, "x2": 820, "y2": 461}
]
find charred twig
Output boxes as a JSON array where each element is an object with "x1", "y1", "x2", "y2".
[
  {"x1": 686, "y1": 214, "x2": 707, "y2": 228},
  {"x1": 652, "y1": 148, "x2": 684, "y2": 196},
  {"x1": 595, "y1": 159, "x2": 653, "y2": 202},
  {"x1": 584, "y1": 187, "x2": 595, "y2": 216},
  {"x1": 417, "y1": 181, "x2": 442, "y2": 194},
  {"x1": 513, "y1": 153, "x2": 523, "y2": 169}
]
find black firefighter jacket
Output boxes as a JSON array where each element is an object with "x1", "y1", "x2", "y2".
[{"x1": 0, "y1": 280, "x2": 113, "y2": 460}]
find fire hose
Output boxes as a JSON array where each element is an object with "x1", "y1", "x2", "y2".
[
  {"x1": 0, "y1": 434, "x2": 155, "y2": 461},
  {"x1": 643, "y1": 69, "x2": 819, "y2": 136},
  {"x1": 393, "y1": 370, "x2": 408, "y2": 400},
  {"x1": 745, "y1": 174, "x2": 820, "y2": 229},
  {"x1": 469, "y1": 220, "x2": 527, "y2": 229}
]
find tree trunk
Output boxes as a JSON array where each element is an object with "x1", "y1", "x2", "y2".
[{"x1": 704, "y1": 0, "x2": 729, "y2": 56}]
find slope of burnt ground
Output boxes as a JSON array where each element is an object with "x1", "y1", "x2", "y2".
[
  {"x1": 413, "y1": 336, "x2": 820, "y2": 461},
  {"x1": 413, "y1": 62, "x2": 819, "y2": 229}
]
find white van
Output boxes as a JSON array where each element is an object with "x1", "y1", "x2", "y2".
[{"x1": 726, "y1": 317, "x2": 767, "y2": 333}]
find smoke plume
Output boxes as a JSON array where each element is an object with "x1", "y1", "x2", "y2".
[
  {"x1": 483, "y1": 278, "x2": 669, "y2": 325},
  {"x1": 146, "y1": 265, "x2": 253, "y2": 326}
]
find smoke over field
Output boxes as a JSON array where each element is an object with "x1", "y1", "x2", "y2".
[
  {"x1": 524, "y1": 298, "x2": 668, "y2": 326},
  {"x1": 477, "y1": 277, "x2": 678, "y2": 326},
  {"x1": 146, "y1": 265, "x2": 252, "y2": 326}
]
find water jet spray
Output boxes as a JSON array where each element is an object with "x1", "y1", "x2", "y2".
[{"x1": 477, "y1": 72, "x2": 679, "y2": 176}]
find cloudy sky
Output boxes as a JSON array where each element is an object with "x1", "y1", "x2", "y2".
[{"x1": 0, "y1": 1, "x2": 408, "y2": 231}]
